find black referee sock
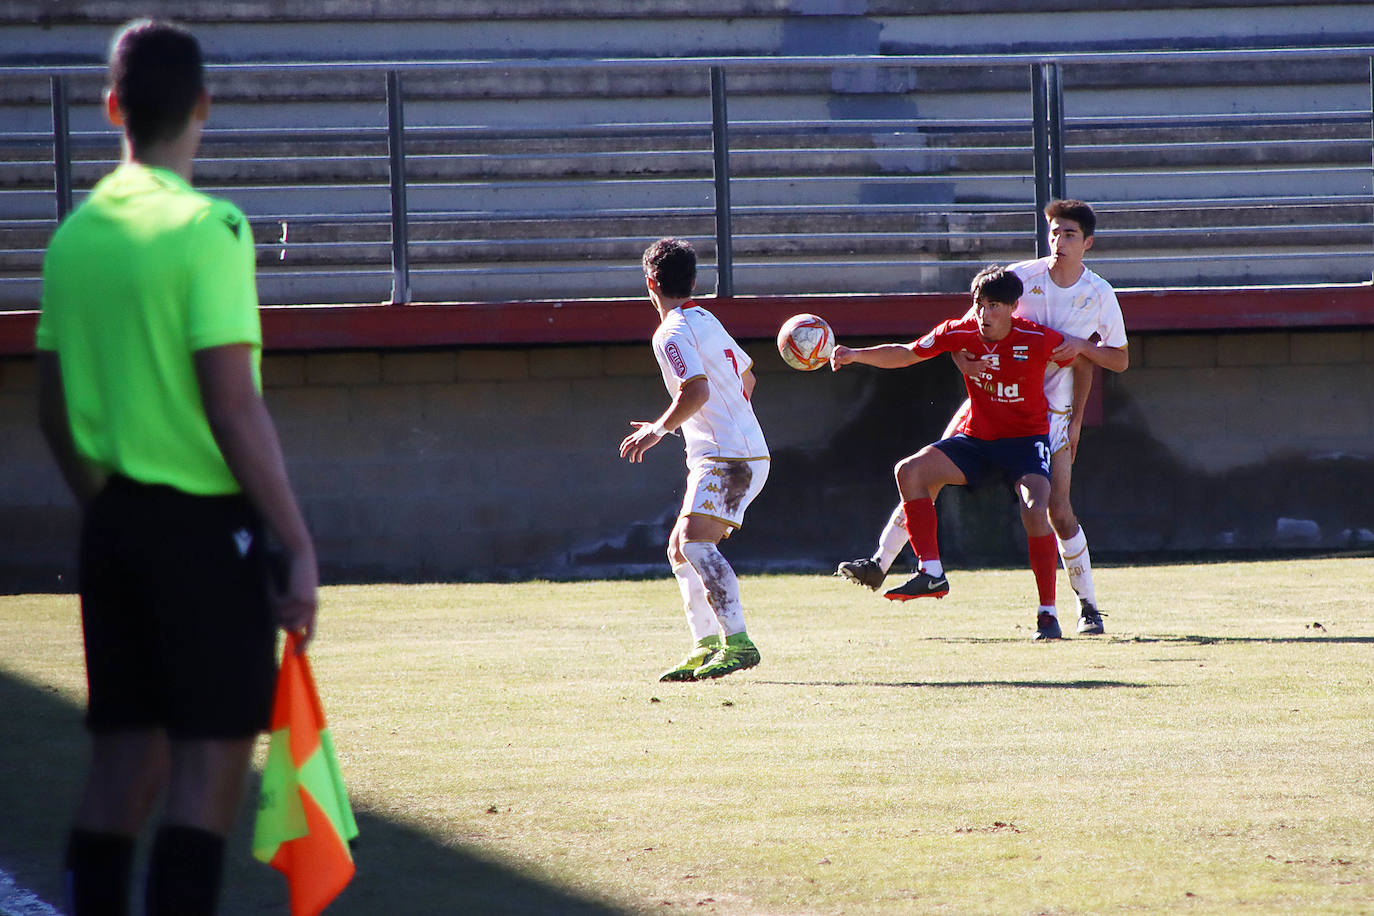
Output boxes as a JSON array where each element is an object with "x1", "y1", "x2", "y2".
[
  {"x1": 144, "y1": 825, "x2": 226, "y2": 916},
  {"x1": 64, "y1": 828, "x2": 135, "y2": 916}
]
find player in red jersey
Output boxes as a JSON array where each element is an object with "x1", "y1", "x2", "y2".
[
  {"x1": 830, "y1": 265, "x2": 1077, "y2": 638},
  {"x1": 837, "y1": 200, "x2": 1127, "y2": 637}
]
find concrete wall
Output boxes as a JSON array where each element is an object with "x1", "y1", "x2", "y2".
[
  {"x1": 1076, "y1": 329, "x2": 1374, "y2": 556},
  {"x1": 4, "y1": 326, "x2": 1373, "y2": 592}
]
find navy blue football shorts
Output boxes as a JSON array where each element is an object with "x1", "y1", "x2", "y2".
[
  {"x1": 78, "y1": 475, "x2": 277, "y2": 739},
  {"x1": 932, "y1": 433, "x2": 1052, "y2": 492}
]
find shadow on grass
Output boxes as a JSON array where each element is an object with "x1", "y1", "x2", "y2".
[
  {"x1": 1123, "y1": 635, "x2": 1374, "y2": 645},
  {"x1": 907, "y1": 634, "x2": 1374, "y2": 647},
  {"x1": 0, "y1": 670, "x2": 630, "y2": 916},
  {"x1": 266, "y1": 807, "x2": 629, "y2": 916},
  {"x1": 758, "y1": 679, "x2": 1153, "y2": 690}
]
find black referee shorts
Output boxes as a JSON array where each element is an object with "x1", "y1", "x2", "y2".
[{"x1": 78, "y1": 475, "x2": 277, "y2": 739}]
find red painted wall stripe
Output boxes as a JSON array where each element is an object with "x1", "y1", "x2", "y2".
[{"x1": 2, "y1": 286, "x2": 1370, "y2": 356}]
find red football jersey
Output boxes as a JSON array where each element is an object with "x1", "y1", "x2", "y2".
[{"x1": 909, "y1": 315, "x2": 1070, "y2": 439}]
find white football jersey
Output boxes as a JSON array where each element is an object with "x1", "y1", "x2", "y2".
[
  {"x1": 652, "y1": 303, "x2": 769, "y2": 465},
  {"x1": 1009, "y1": 256, "x2": 1128, "y2": 413}
]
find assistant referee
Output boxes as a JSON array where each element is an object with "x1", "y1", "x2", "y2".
[{"x1": 36, "y1": 20, "x2": 318, "y2": 915}]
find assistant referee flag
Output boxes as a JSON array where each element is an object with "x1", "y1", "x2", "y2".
[{"x1": 253, "y1": 633, "x2": 358, "y2": 916}]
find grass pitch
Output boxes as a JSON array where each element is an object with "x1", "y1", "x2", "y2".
[{"x1": 2, "y1": 557, "x2": 1373, "y2": 915}]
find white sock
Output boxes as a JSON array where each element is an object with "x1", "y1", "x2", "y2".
[
  {"x1": 1039, "y1": 604, "x2": 1058, "y2": 618},
  {"x1": 922, "y1": 559, "x2": 944, "y2": 578},
  {"x1": 874, "y1": 504, "x2": 908, "y2": 572},
  {"x1": 1056, "y1": 526, "x2": 1097, "y2": 608},
  {"x1": 682, "y1": 541, "x2": 746, "y2": 636},
  {"x1": 672, "y1": 562, "x2": 719, "y2": 642}
]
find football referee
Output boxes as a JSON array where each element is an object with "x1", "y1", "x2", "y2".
[{"x1": 36, "y1": 20, "x2": 317, "y2": 915}]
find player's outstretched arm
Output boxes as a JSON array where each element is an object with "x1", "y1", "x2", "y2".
[
  {"x1": 196, "y1": 343, "x2": 319, "y2": 649},
  {"x1": 831, "y1": 343, "x2": 925, "y2": 371},
  {"x1": 621, "y1": 376, "x2": 709, "y2": 463}
]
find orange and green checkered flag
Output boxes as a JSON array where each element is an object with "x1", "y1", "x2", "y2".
[{"x1": 253, "y1": 632, "x2": 358, "y2": 916}]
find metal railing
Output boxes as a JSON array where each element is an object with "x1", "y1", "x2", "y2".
[{"x1": 2, "y1": 48, "x2": 1373, "y2": 308}]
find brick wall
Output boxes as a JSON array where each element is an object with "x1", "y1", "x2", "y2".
[{"x1": 4, "y1": 327, "x2": 1373, "y2": 591}]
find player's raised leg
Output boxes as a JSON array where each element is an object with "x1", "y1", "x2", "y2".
[
  {"x1": 838, "y1": 401, "x2": 969, "y2": 591},
  {"x1": 837, "y1": 503, "x2": 907, "y2": 590}
]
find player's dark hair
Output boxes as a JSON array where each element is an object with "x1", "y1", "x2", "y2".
[
  {"x1": 970, "y1": 265, "x2": 1023, "y2": 306},
  {"x1": 642, "y1": 237, "x2": 697, "y2": 299},
  {"x1": 108, "y1": 19, "x2": 204, "y2": 152},
  {"x1": 1045, "y1": 198, "x2": 1096, "y2": 238}
]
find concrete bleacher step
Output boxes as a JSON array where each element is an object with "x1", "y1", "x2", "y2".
[
  {"x1": 7, "y1": 59, "x2": 1364, "y2": 136},
  {"x1": 3, "y1": 3, "x2": 1371, "y2": 303},
  {"x1": 4, "y1": 1, "x2": 1369, "y2": 64},
  {"x1": 7, "y1": 114, "x2": 1365, "y2": 179},
  {"x1": 2, "y1": 128, "x2": 1365, "y2": 206},
  {"x1": 4, "y1": 192, "x2": 1368, "y2": 274}
]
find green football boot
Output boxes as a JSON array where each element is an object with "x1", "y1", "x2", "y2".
[
  {"x1": 659, "y1": 635, "x2": 720, "y2": 682},
  {"x1": 692, "y1": 632, "x2": 760, "y2": 680}
]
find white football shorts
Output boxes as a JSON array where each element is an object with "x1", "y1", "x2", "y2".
[
  {"x1": 1049, "y1": 407, "x2": 1072, "y2": 456},
  {"x1": 681, "y1": 457, "x2": 770, "y2": 532}
]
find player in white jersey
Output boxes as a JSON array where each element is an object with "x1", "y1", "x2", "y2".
[
  {"x1": 620, "y1": 238, "x2": 770, "y2": 680},
  {"x1": 837, "y1": 200, "x2": 1129, "y2": 638}
]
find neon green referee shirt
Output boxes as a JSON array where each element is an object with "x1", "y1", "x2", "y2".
[{"x1": 36, "y1": 163, "x2": 262, "y2": 496}]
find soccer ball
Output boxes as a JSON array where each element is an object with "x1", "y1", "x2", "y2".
[{"x1": 776, "y1": 313, "x2": 835, "y2": 371}]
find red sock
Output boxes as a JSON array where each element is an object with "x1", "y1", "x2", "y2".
[
  {"x1": 1028, "y1": 534, "x2": 1058, "y2": 607},
  {"x1": 902, "y1": 498, "x2": 940, "y2": 565}
]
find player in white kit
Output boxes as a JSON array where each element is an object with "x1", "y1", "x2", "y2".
[
  {"x1": 837, "y1": 200, "x2": 1128, "y2": 637},
  {"x1": 621, "y1": 238, "x2": 770, "y2": 680}
]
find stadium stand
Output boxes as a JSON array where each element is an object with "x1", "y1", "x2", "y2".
[{"x1": 1, "y1": 1, "x2": 1372, "y2": 307}]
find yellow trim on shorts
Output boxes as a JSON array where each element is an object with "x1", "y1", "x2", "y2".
[
  {"x1": 1048, "y1": 406, "x2": 1072, "y2": 456},
  {"x1": 685, "y1": 511, "x2": 740, "y2": 533}
]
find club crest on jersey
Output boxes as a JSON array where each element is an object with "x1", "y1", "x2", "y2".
[
  {"x1": 665, "y1": 342, "x2": 688, "y2": 377},
  {"x1": 1012, "y1": 345, "x2": 1030, "y2": 361}
]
